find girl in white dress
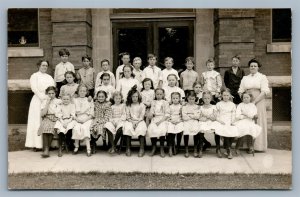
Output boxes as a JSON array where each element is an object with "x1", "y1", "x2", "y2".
[
  {"x1": 198, "y1": 91, "x2": 218, "y2": 158},
  {"x1": 54, "y1": 94, "x2": 76, "y2": 157},
  {"x1": 233, "y1": 92, "x2": 262, "y2": 155},
  {"x1": 59, "y1": 71, "x2": 79, "y2": 99},
  {"x1": 94, "y1": 73, "x2": 115, "y2": 102},
  {"x1": 164, "y1": 74, "x2": 185, "y2": 104},
  {"x1": 38, "y1": 86, "x2": 61, "y2": 158},
  {"x1": 116, "y1": 65, "x2": 140, "y2": 102},
  {"x1": 215, "y1": 89, "x2": 239, "y2": 159},
  {"x1": 106, "y1": 92, "x2": 126, "y2": 149},
  {"x1": 140, "y1": 78, "x2": 155, "y2": 126},
  {"x1": 26, "y1": 60, "x2": 55, "y2": 150},
  {"x1": 182, "y1": 90, "x2": 201, "y2": 158},
  {"x1": 167, "y1": 92, "x2": 184, "y2": 157},
  {"x1": 72, "y1": 85, "x2": 94, "y2": 157},
  {"x1": 123, "y1": 86, "x2": 147, "y2": 157},
  {"x1": 147, "y1": 88, "x2": 170, "y2": 157}
]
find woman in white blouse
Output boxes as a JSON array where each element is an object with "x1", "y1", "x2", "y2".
[
  {"x1": 25, "y1": 60, "x2": 55, "y2": 150},
  {"x1": 238, "y1": 59, "x2": 270, "y2": 152}
]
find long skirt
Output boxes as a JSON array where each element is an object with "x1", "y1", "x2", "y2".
[
  {"x1": 183, "y1": 120, "x2": 200, "y2": 136},
  {"x1": 147, "y1": 116, "x2": 168, "y2": 138},
  {"x1": 54, "y1": 118, "x2": 76, "y2": 135},
  {"x1": 123, "y1": 121, "x2": 147, "y2": 137},
  {"x1": 38, "y1": 114, "x2": 58, "y2": 136}
]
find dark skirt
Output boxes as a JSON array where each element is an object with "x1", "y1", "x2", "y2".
[{"x1": 38, "y1": 114, "x2": 58, "y2": 136}]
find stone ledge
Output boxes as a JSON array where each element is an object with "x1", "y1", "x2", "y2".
[
  {"x1": 8, "y1": 80, "x2": 31, "y2": 91},
  {"x1": 8, "y1": 47, "x2": 44, "y2": 57},
  {"x1": 267, "y1": 76, "x2": 291, "y2": 87},
  {"x1": 267, "y1": 43, "x2": 291, "y2": 53}
]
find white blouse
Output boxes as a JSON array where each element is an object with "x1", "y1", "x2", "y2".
[
  {"x1": 30, "y1": 71, "x2": 55, "y2": 101},
  {"x1": 164, "y1": 86, "x2": 185, "y2": 103},
  {"x1": 236, "y1": 102, "x2": 258, "y2": 120},
  {"x1": 116, "y1": 77, "x2": 140, "y2": 101},
  {"x1": 238, "y1": 72, "x2": 270, "y2": 95}
]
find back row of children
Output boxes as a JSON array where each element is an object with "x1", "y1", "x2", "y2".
[{"x1": 40, "y1": 48, "x2": 261, "y2": 159}]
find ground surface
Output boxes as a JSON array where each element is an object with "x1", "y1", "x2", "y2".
[{"x1": 8, "y1": 172, "x2": 291, "y2": 190}]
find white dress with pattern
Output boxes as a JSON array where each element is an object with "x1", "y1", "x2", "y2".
[
  {"x1": 54, "y1": 103, "x2": 76, "y2": 134},
  {"x1": 105, "y1": 104, "x2": 126, "y2": 134}
]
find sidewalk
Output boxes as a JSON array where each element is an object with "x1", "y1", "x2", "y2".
[{"x1": 8, "y1": 148, "x2": 292, "y2": 174}]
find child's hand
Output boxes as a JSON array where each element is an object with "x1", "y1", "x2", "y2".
[
  {"x1": 63, "y1": 122, "x2": 68, "y2": 128},
  {"x1": 88, "y1": 96, "x2": 93, "y2": 102}
]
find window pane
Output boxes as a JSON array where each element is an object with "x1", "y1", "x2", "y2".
[
  {"x1": 272, "y1": 87, "x2": 291, "y2": 121},
  {"x1": 272, "y1": 9, "x2": 291, "y2": 42},
  {"x1": 8, "y1": 9, "x2": 39, "y2": 47}
]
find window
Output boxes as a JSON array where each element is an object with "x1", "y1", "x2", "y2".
[
  {"x1": 272, "y1": 87, "x2": 291, "y2": 121},
  {"x1": 272, "y1": 9, "x2": 291, "y2": 42},
  {"x1": 8, "y1": 9, "x2": 39, "y2": 47}
]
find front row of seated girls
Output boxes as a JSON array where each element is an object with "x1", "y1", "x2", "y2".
[{"x1": 38, "y1": 84, "x2": 261, "y2": 159}]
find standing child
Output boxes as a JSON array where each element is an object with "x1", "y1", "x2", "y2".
[
  {"x1": 123, "y1": 86, "x2": 147, "y2": 157},
  {"x1": 94, "y1": 73, "x2": 115, "y2": 101},
  {"x1": 143, "y1": 54, "x2": 162, "y2": 89},
  {"x1": 72, "y1": 85, "x2": 94, "y2": 157},
  {"x1": 159, "y1": 57, "x2": 180, "y2": 89},
  {"x1": 182, "y1": 90, "x2": 201, "y2": 158},
  {"x1": 224, "y1": 55, "x2": 245, "y2": 104},
  {"x1": 233, "y1": 92, "x2": 262, "y2": 155},
  {"x1": 180, "y1": 57, "x2": 199, "y2": 95},
  {"x1": 140, "y1": 78, "x2": 155, "y2": 126},
  {"x1": 116, "y1": 65, "x2": 140, "y2": 101},
  {"x1": 198, "y1": 91, "x2": 218, "y2": 158},
  {"x1": 95, "y1": 59, "x2": 116, "y2": 88},
  {"x1": 147, "y1": 88, "x2": 170, "y2": 157},
  {"x1": 167, "y1": 92, "x2": 184, "y2": 157},
  {"x1": 59, "y1": 71, "x2": 79, "y2": 99},
  {"x1": 38, "y1": 86, "x2": 61, "y2": 158},
  {"x1": 132, "y1": 57, "x2": 145, "y2": 86},
  {"x1": 214, "y1": 89, "x2": 239, "y2": 159},
  {"x1": 54, "y1": 48, "x2": 75, "y2": 97},
  {"x1": 76, "y1": 55, "x2": 95, "y2": 98},
  {"x1": 201, "y1": 58, "x2": 222, "y2": 103},
  {"x1": 116, "y1": 52, "x2": 132, "y2": 83},
  {"x1": 90, "y1": 91, "x2": 113, "y2": 154},
  {"x1": 54, "y1": 94, "x2": 76, "y2": 157},
  {"x1": 164, "y1": 74, "x2": 185, "y2": 104},
  {"x1": 106, "y1": 92, "x2": 126, "y2": 151}
]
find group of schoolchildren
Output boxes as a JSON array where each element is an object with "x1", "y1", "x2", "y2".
[{"x1": 39, "y1": 48, "x2": 262, "y2": 160}]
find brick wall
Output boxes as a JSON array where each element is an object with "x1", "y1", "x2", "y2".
[{"x1": 8, "y1": 9, "x2": 53, "y2": 79}]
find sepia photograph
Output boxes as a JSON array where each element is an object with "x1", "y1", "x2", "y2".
[{"x1": 7, "y1": 8, "x2": 292, "y2": 189}]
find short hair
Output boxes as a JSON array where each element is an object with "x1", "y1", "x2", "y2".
[
  {"x1": 36, "y1": 60, "x2": 49, "y2": 68},
  {"x1": 141, "y1": 78, "x2": 154, "y2": 91},
  {"x1": 60, "y1": 93, "x2": 72, "y2": 99},
  {"x1": 101, "y1": 59, "x2": 110, "y2": 66},
  {"x1": 206, "y1": 58, "x2": 215, "y2": 65},
  {"x1": 82, "y1": 55, "x2": 92, "y2": 62},
  {"x1": 147, "y1": 53, "x2": 157, "y2": 60},
  {"x1": 248, "y1": 58, "x2": 262, "y2": 68},
  {"x1": 241, "y1": 92, "x2": 253, "y2": 101},
  {"x1": 96, "y1": 90, "x2": 107, "y2": 99},
  {"x1": 154, "y1": 88, "x2": 165, "y2": 100},
  {"x1": 164, "y1": 57, "x2": 174, "y2": 63},
  {"x1": 202, "y1": 91, "x2": 212, "y2": 98},
  {"x1": 110, "y1": 91, "x2": 123, "y2": 104},
  {"x1": 77, "y1": 84, "x2": 89, "y2": 97},
  {"x1": 185, "y1": 90, "x2": 196, "y2": 101},
  {"x1": 167, "y1": 73, "x2": 178, "y2": 81},
  {"x1": 133, "y1": 57, "x2": 142, "y2": 63},
  {"x1": 58, "y1": 48, "x2": 70, "y2": 56},
  {"x1": 171, "y1": 92, "x2": 181, "y2": 99},
  {"x1": 185, "y1": 56, "x2": 195, "y2": 65},
  {"x1": 45, "y1": 86, "x2": 57, "y2": 94},
  {"x1": 193, "y1": 81, "x2": 202, "y2": 88},
  {"x1": 64, "y1": 71, "x2": 76, "y2": 78},
  {"x1": 120, "y1": 52, "x2": 130, "y2": 58},
  {"x1": 100, "y1": 72, "x2": 111, "y2": 80},
  {"x1": 232, "y1": 55, "x2": 240, "y2": 60}
]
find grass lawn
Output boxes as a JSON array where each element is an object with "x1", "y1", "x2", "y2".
[{"x1": 8, "y1": 172, "x2": 291, "y2": 190}]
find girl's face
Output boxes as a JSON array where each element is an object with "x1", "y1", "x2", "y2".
[
  {"x1": 193, "y1": 84, "x2": 202, "y2": 94},
  {"x1": 123, "y1": 67, "x2": 132, "y2": 78},
  {"x1": 39, "y1": 61, "x2": 48, "y2": 73},
  {"x1": 102, "y1": 76, "x2": 110, "y2": 86},
  {"x1": 203, "y1": 94, "x2": 212, "y2": 105},
  {"x1": 171, "y1": 94, "x2": 180, "y2": 104},
  {"x1": 47, "y1": 90, "x2": 56, "y2": 99},
  {"x1": 155, "y1": 90, "x2": 164, "y2": 100},
  {"x1": 232, "y1": 58, "x2": 240, "y2": 67},
  {"x1": 114, "y1": 95, "x2": 122, "y2": 104},
  {"x1": 122, "y1": 55, "x2": 130, "y2": 65},
  {"x1": 222, "y1": 91, "x2": 231, "y2": 102},
  {"x1": 97, "y1": 92, "x2": 106, "y2": 103},
  {"x1": 167, "y1": 76, "x2": 177, "y2": 87},
  {"x1": 148, "y1": 57, "x2": 157, "y2": 66},
  {"x1": 82, "y1": 58, "x2": 91, "y2": 68},
  {"x1": 143, "y1": 80, "x2": 152, "y2": 90},
  {"x1": 78, "y1": 87, "x2": 87, "y2": 98},
  {"x1": 133, "y1": 60, "x2": 142, "y2": 70},
  {"x1": 131, "y1": 92, "x2": 139, "y2": 103},
  {"x1": 243, "y1": 94, "x2": 251, "y2": 104},
  {"x1": 249, "y1": 62, "x2": 259, "y2": 74},
  {"x1": 165, "y1": 60, "x2": 173, "y2": 69},
  {"x1": 206, "y1": 62, "x2": 215, "y2": 71},
  {"x1": 61, "y1": 55, "x2": 69, "y2": 63},
  {"x1": 65, "y1": 73, "x2": 75, "y2": 84},
  {"x1": 62, "y1": 95, "x2": 71, "y2": 105},
  {"x1": 187, "y1": 95, "x2": 196, "y2": 104},
  {"x1": 186, "y1": 61, "x2": 194, "y2": 70},
  {"x1": 101, "y1": 62, "x2": 109, "y2": 71}
]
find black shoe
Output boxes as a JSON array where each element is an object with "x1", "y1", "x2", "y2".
[
  {"x1": 216, "y1": 148, "x2": 222, "y2": 158},
  {"x1": 227, "y1": 149, "x2": 233, "y2": 159},
  {"x1": 138, "y1": 148, "x2": 145, "y2": 157},
  {"x1": 149, "y1": 146, "x2": 156, "y2": 156},
  {"x1": 203, "y1": 142, "x2": 211, "y2": 151},
  {"x1": 160, "y1": 147, "x2": 165, "y2": 158},
  {"x1": 126, "y1": 148, "x2": 131, "y2": 157},
  {"x1": 198, "y1": 149, "x2": 203, "y2": 158},
  {"x1": 73, "y1": 147, "x2": 79, "y2": 155}
]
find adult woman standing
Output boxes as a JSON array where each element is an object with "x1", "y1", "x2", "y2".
[
  {"x1": 238, "y1": 59, "x2": 270, "y2": 152},
  {"x1": 25, "y1": 60, "x2": 55, "y2": 150}
]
